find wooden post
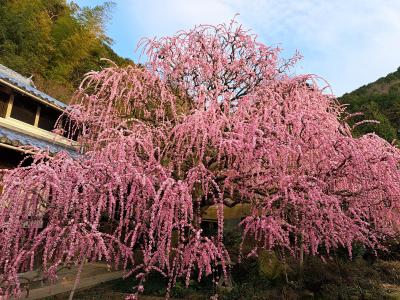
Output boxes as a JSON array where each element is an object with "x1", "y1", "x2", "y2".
[
  {"x1": 5, "y1": 94, "x2": 13, "y2": 118},
  {"x1": 34, "y1": 105, "x2": 41, "y2": 127}
]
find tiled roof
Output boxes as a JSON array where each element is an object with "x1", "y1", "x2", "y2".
[
  {"x1": 0, "y1": 125, "x2": 77, "y2": 156},
  {"x1": 0, "y1": 64, "x2": 67, "y2": 109}
]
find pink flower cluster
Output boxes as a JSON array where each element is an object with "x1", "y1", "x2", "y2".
[{"x1": 1, "y1": 20, "x2": 399, "y2": 299}]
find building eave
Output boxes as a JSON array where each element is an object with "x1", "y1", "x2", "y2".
[{"x1": 0, "y1": 78, "x2": 66, "y2": 112}]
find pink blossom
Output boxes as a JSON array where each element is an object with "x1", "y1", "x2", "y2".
[{"x1": 1, "y1": 20, "x2": 400, "y2": 299}]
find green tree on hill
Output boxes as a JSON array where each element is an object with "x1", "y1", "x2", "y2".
[
  {"x1": 339, "y1": 67, "x2": 400, "y2": 143},
  {"x1": 0, "y1": 0, "x2": 132, "y2": 103}
]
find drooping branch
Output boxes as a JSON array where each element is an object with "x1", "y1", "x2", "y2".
[{"x1": 1, "y1": 19, "x2": 400, "y2": 300}]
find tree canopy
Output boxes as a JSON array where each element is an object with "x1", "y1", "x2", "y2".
[
  {"x1": 339, "y1": 67, "x2": 400, "y2": 142},
  {"x1": 1, "y1": 20, "x2": 400, "y2": 300},
  {"x1": 0, "y1": 0, "x2": 132, "y2": 102}
]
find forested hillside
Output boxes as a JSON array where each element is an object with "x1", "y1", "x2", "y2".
[
  {"x1": 339, "y1": 67, "x2": 400, "y2": 142},
  {"x1": 0, "y1": 0, "x2": 133, "y2": 103}
]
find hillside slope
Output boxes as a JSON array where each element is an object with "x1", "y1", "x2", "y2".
[
  {"x1": 339, "y1": 67, "x2": 400, "y2": 142},
  {"x1": 0, "y1": 0, "x2": 133, "y2": 103}
]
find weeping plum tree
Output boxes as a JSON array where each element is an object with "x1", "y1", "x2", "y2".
[{"x1": 1, "y1": 20, "x2": 400, "y2": 299}]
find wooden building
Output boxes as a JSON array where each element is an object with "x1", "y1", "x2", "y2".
[{"x1": 0, "y1": 64, "x2": 76, "y2": 170}]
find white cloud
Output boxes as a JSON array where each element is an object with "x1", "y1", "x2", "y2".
[
  {"x1": 225, "y1": 0, "x2": 400, "y2": 95},
  {"x1": 126, "y1": 0, "x2": 235, "y2": 37},
  {"x1": 74, "y1": 0, "x2": 400, "y2": 96}
]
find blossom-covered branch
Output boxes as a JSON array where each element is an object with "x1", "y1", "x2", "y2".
[{"x1": 1, "y1": 19, "x2": 400, "y2": 299}]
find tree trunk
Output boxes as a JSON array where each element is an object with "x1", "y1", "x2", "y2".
[
  {"x1": 299, "y1": 245, "x2": 304, "y2": 287},
  {"x1": 68, "y1": 258, "x2": 85, "y2": 300}
]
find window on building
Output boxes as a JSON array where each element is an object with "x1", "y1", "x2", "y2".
[
  {"x1": 0, "y1": 91, "x2": 9, "y2": 118},
  {"x1": 10, "y1": 94, "x2": 37, "y2": 125},
  {"x1": 58, "y1": 115, "x2": 80, "y2": 141},
  {"x1": 0, "y1": 147, "x2": 33, "y2": 194},
  {"x1": 38, "y1": 105, "x2": 62, "y2": 131},
  {"x1": 0, "y1": 147, "x2": 30, "y2": 169}
]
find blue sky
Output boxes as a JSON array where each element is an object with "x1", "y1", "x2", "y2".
[{"x1": 72, "y1": 0, "x2": 400, "y2": 96}]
